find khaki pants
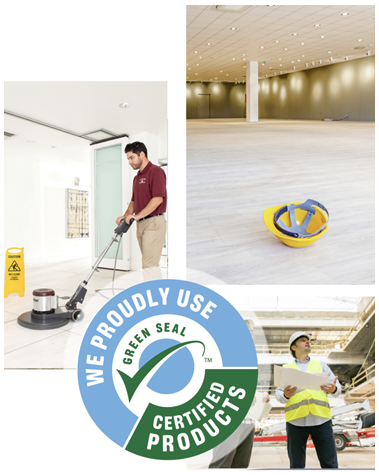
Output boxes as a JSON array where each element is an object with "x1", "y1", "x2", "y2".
[{"x1": 136, "y1": 215, "x2": 166, "y2": 280}]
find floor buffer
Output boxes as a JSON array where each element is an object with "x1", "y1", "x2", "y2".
[{"x1": 17, "y1": 219, "x2": 134, "y2": 330}]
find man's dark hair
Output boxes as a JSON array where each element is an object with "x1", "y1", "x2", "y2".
[
  {"x1": 290, "y1": 336, "x2": 309, "y2": 358},
  {"x1": 124, "y1": 141, "x2": 148, "y2": 158}
]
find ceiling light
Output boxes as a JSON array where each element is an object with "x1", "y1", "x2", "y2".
[
  {"x1": 329, "y1": 57, "x2": 333, "y2": 61},
  {"x1": 220, "y1": 70, "x2": 223, "y2": 72},
  {"x1": 319, "y1": 59, "x2": 322, "y2": 64},
  {"x1": 194, "y1": 51, "x2": 198, "y2": 53},
  {"x1": 230, "y1": 27, "x2": 237, "y2": 30},
  {"x1": 341, "y1": 12, "x2": 349, "y2": 16},
  {"x1": 206, "y1": 42, "x2": 212, "y2": 45},
  {"x1": 261, "y1": 46, "x2": 265, "y2": 49},
  {"x1": 301, "y1": 42, "x2": 305, "y2": 45},
  {"x1": 275, "y1": 40, "x2": 280, "y2": 43},
  {"x1": 305, "y1": 63, "x2": 308, "y2": 67},
  {"x1": 311, "y1": 61, "x2": 315, "y2": 66},
  {"x1": 242, "y1": 54, "x2": 246, "y2": 56},
  {"x1": 280, "y1": 71, "x2": 282, "y2": 74},
  {"x1": 284, "y1": 48, "x2": 288, "y2": 51},
  {"x1": 358, "y1": 39, "x2": 362, "y2": 42},
  {"x1": 302, "y1": 55, "x2": 305, "y2": 57},
  {"x1": 292, "y1": 33, "x2": 298, "y2": 36},
  {"x1": 293, "y1": 66, "x2": 296, "y2": 70},
  {"x1": 119, "y1": 102, "x2": 131, "y2": 108},
  {"x1": 232, "y1": 58, "x2": 235, "y2": 60},
  {"x1": 215, "y1": 77, "x2": 217, "y2": 79},
  {"x1": 320, "y1": 36, "x2": 325, "y2": 38},
  {"x1": 314, "y1": 24, "x2": 321, "y2": 27},
  {"x1": 199, "y1": 56, "x2": 202, "y2": 59},
  {"x1": 278, "y1": 58, "x2": 281, "y2": 60},
  {"x1": 366, "y1": 50, "x2": 371, "y2": 56},
  {"x1": 297, "y1": 59, "x2": 300, "y2": 62},
  {"x1": 328, "y1": 51, "x2": 331, "y2": 54},
  {"x1": 196, "y1": 64, "x2": 199, "y2": 66},
  {"x1": 280, "y1": 64, "x2": 282, "y2": 66},
  {"x1": 345, "y1": 56, "x2": 348, "y2": 60}
]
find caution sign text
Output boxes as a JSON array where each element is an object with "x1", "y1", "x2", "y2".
[{"x1": 4, "y1": 248, "x2": 25, "y2": 297}]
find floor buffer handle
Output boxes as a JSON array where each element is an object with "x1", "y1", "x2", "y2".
[{"x1": 65, "y1": 218, "x2": 135, "y2": 313}]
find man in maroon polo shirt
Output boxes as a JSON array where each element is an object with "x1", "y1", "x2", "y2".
[{"x1": 116, "y1": 142, "x2": 166, "y2": 280}]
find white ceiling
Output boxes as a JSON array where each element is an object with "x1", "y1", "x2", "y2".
[
  {"x1": 186, "y1": 5, "x2": 375, "y2": 81},
  {"x1": 4, "y1": 82, "x2": 167, "y2": 162}
]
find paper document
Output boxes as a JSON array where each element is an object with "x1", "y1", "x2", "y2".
[
  {"x1": 274, "y1": 365, "x2": 330, "y2": 391},
  {"x1": 246, "y1": 391, "x2": 272, "y2": 422}
]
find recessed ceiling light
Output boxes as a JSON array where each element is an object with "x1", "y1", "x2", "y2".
[
  {"x1": 314, "y1": 24, "x2": 321, "y2": 27},
  {"x1": 284, "y1": 48, "x2": 288, "y2": 51},
  {"x1": 297, "y1": 59, "x2": 300, "y2": 61},
  {"x1": 199, "y1": 56, "x2": 202, "y2": 59},
  {"x1": 341, "y1": 12, "x2": 349, "y2": 16},
  {"x1": 194, "y1": 51, "x2": 198, "y2": 53},
  {"x1": 275, "y1": 40, "x2": 280, "y2": 43},
  {"x1": 280, "y1": 64, "x2": 282, "y2": 66},
  {"x1": 119, "y1": 102, "x2": 131, "y2": 108},
  {"x1": 278, "y1": 58, "x2": 281, "y2": 60},
  {"x1": 301, "y1": 42, "x2": 305, "y2": 45},
  {"x1": 292, "y1": 33, "x2": 298, "y2": 36},
  {"x1": 232, "y1": 58, "x2": 235, "y2": 60},
  {"x1": 242, "y1": 54, "x2": 246, "y2": 56},
  {"x1": 291, "y1": 61, "x2": 294, "y2": 63},
  {"x1": 302, "y1": 55, "x2": 305, "y2": 57},
  {"x1": 196, "y1": 64, "x2": 199, "y2": 66},
  {"x1": 230, "y1": 27, "x2": 237, "y2": 30},
  {"x1": 320, "y1": 36, "x2": 325, "y2": 38},
  {"x1": 261, "y1": 46, "x2": 265, "y2": 49},
  {"x1": 358, "y1": 39, "x2": 362, "y2": 41},
  {"x1": 220, "y1": 70, "x2": 223, "y2": 72},
  {"x1": 195, "y1": 73, "x2": 197, "y2": 75},
  {"x1": 206, "y1": 42, "x2": 212, "y2": 45}
]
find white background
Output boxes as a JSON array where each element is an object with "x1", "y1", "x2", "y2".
[
  {"x1": 1, "y1": 1, "x2": 377, "y2": 474},
  {"x1": 2, "y1": 1, "x2": 186, "y2": 473}
]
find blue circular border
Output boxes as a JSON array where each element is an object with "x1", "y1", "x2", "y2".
[{"x1": 78, "y1": 279, "x2": 257, "y2": 448}]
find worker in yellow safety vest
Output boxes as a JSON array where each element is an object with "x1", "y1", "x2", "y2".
[{"x1": 275, "y1": 331, "x2": 341, "y2": 469}]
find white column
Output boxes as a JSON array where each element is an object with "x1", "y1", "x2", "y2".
[{"x1": 246, "y1": 61, "x2": 259, "y2": 122}]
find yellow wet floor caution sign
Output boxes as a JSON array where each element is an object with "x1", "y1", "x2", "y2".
[{"x1": 4, "y1": 247, "x2": 25, "y2": 297}]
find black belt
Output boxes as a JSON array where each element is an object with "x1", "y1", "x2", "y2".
[{"x1": 139, "y1": 213, "x2": 164, "y2": 221}]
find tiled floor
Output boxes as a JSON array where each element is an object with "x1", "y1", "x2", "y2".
[{"x1": 4, "y1": 256, "x2": 167, "y2": 369}]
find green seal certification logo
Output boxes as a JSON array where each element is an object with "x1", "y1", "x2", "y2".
[{"x1": 78, "y1": 280, "x2": 258, "y2": 460}]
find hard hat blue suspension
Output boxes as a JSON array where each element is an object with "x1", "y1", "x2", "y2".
[{"x1": 274, "y1": 199, "x2": 329, "y2": 239}]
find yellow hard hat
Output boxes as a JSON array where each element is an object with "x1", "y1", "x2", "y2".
[{"x1": 263, "y1": 199, "x2": 329, "y2": 248}]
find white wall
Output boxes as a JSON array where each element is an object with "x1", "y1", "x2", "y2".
[
  {"x1": 40, "y1": 157, "x2": 91, "y2": 258},
  {"x1": 4, "y1": 154, "x2": 42, "y2": 260},
  {"x1": 4, "y1": 153, "x2": 91, "y2": 261}
]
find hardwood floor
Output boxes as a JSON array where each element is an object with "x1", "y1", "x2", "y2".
[{"x1": 186, "y1": 119, "x2": 375, "y2": 285}]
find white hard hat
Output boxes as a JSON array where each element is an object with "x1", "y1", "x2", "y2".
[{"x1": 289, "y1": 331, "x2": 310, "y2": 349}]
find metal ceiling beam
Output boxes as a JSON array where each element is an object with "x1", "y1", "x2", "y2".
[{"x1": 4, "y1": 110, "x2": 119, "y2": 142}]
